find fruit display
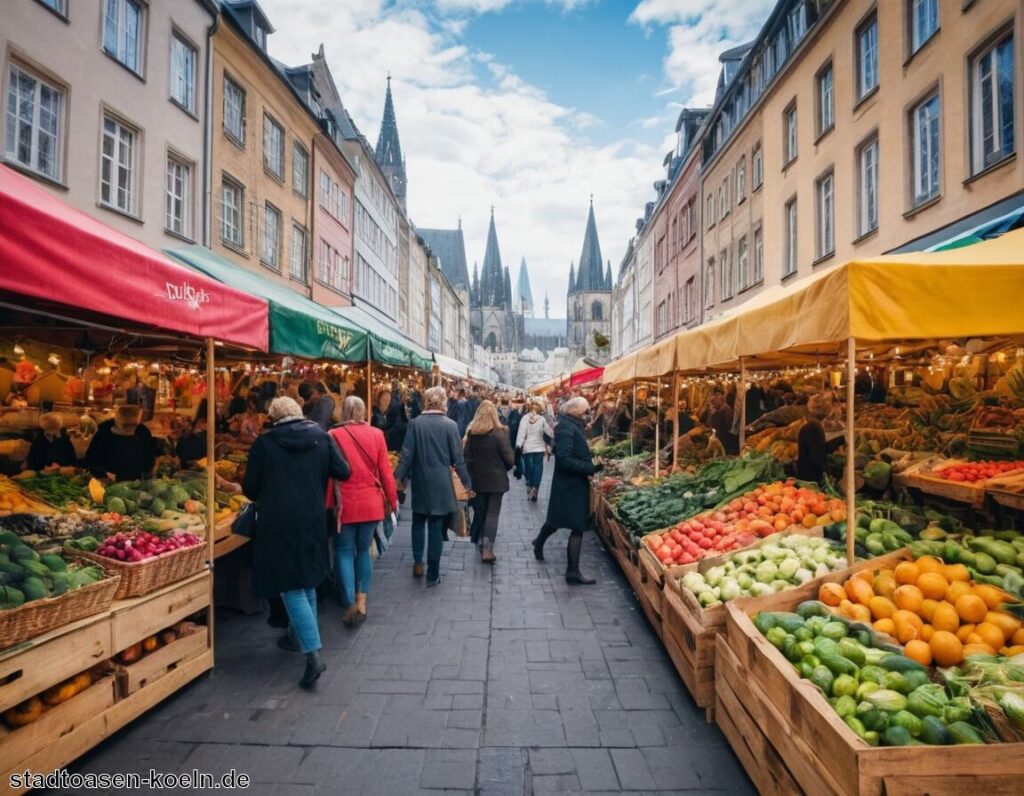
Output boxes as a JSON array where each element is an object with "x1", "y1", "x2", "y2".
[
  {"x1": 115, "y1": 620, "x2": 203, "y2": 665},
  {"x1": 67, "y1": 530, "x2": 202, "y2": 563},
  {"x1": 847, "y1": 515, "x2": 915, "y2": 556},
  {"x1": 944, "y1": 652, "x2": 1024, "y2": 743},
  {"x1": 754, "y1": 605, "x2": 988, "y2": 746},
  {"x1": 1, "y1": 668, "x2": 100, "y2": 729},
  {"x1": 0, "y1": 476, "x2": 56, "y2": 515},
  {"x1": 909, "y1": 531, "x2": 1024, "y2": 603},
  {"x1": 0, "y1": 531, "x2": 107, "y2": 608},
  {"x1": 933, "y1": 460, "x2": 1024, "y2": 483},
  {"x1": 644, "y1": 519, "x2": 757, "y2": 568},
  {"x1": 676, "y1": 535, "x2": 850, "y2": 607}
]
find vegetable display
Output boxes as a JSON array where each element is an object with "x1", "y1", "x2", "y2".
[
  {"x1": 12, "y1": 471, "x2": 92, "y2": 509},
  {"x1": 934, "y1": 460, "x2": 1024, "y2": 483},
  {"x1": 909, "y1": 531, "x2": 1024, "y2": 603},
  {"x1": 1, "y1": 668, "x2": 98, "y2": 729},
  {"x1": 0, "y1": 531, "x2": 107, "y2": 609},
  {"x1": 68, "y1": 530, "x2": 203, "y2": 563}
]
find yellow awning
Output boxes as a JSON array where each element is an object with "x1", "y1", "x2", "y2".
[
  {"x1": 634, "y1": 335, "x2": 677, "y2": 379},
  {"x1": 601, "y1": 353, "x2": 637, "y2": 385}
]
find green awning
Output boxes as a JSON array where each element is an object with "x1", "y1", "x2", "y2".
[
  {"x1": 165, "y1": 245, "x2": 368, "y2": 362},
  {"x1": 333, "y1": 304, "x2": 433, "y2": 370}
]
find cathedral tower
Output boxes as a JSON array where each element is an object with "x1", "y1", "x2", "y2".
[{"x1": 567, "y1": 199, "x2": 612, "y2": 360}]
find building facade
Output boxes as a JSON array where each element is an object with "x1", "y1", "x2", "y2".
[
  {"x1": 407, "y1": 232, "x2": 429, "y2": 348},
  {"x1": 2, "y1": 0, "x2": 216, "y2": 250}
]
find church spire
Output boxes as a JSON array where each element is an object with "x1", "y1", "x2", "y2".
[
  {"x1": 605, "y1": 259, "x2": 613, "y2": 289},
  {"x1": 543, "y1": 292, "x2": 549, "y2": 319},
  {"x1": 479, "y1": 208, "x2": 504, "y2": 307},
  {"x1": 471, "y1": 262, "x2": 480, "y2": 308},
  {"x1": 374, "y1": 75, "x2": 407, "y2": 210},
  {"x1": 576, "y1": 200, "x2": 607, "y2": 292},
  {"x1": 567, "y1": 261, "x2": 575, "y2": 296},
  {"x1": 515, "y1": 257, "x2": 534, "y2": 317}
]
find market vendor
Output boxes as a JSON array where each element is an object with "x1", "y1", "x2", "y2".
[
  {"x1": 796, "y1": 396, "x2": 829, "y2": 485},
  {"x1": 84, "y1": 404, "x2": 156, "y2": 481},
  {"x1": 175, "y1": 400, "x2": 209, "y2": 469},
  {"x1": 26, "y1": 413, "x2": 77, "y2": 470}
]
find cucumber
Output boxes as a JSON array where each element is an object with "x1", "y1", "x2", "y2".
[
  {"x1": 946, "y1": 722, "x2": 983, "y2": 745},
  {"x1": 39, "y1": 554, "x2": 67, "y2": 573},
  {"x1": 879, "y1": 654, "x2": 927, "y2": 674},
  {"x1": 820, "y1": 654, "x2": 859, "y2": 678},
  {"x1": 919, "y1": 715, "x2": 949, "y2": 745},
  {"x1": 881, "y1": 726, "x2": 912, "y2": 746},
  {"x1": 796, "y1": 600, "x2": 830, "y2": 619}
]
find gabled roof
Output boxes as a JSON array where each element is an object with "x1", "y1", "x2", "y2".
[{"x1": 418, "y1": 227, "x2": 469, "y2": 290}]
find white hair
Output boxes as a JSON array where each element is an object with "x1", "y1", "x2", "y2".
[
  {"x1": 562, "y1": 396, "x2": 590, "y2": 417},
  {"x1": 268, "y1": 396, "x2": 304, "y2": 422},
  {"x1": 423, "y1": 386, "x2": 447, "y2": 410},
  {"x1": 342, "y1": 396, "x2": 366, "y2": 422}
]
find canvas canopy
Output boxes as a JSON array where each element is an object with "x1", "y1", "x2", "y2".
[{"x1": 334, "y1": 304, "x2": 432, "y2": 369}]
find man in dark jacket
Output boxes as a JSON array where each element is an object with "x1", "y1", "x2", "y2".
[
  {"x1": 394, "y1": 386, "x2": 472, "y2": 586},
  {"x1": 796, "y1": 401, "x2": 829, "y2": 485},
  {"x1": 243, "y1": 396, "x2": 350, "y2": 689},
  {"x1": 531, "y1": 397, "x2": 601, "y2": 585}
]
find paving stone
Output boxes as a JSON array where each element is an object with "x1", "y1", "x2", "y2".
[
  {"x1": 419, "y1": 749, "x2": 477, "y2": 789},
  {"x1": 609, "y1": 748, "x2": 657, "y2": 790},
  {"x1": 570, "y1": 749, "x2": 619, "y2": 791},
  {"x1": 478, "y1": 748, "x2": 527, "y2": 796}
]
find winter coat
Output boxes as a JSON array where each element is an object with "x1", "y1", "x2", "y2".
[
  {"x1": 372, "y1": 399, "x2": 408, "y2": 452},
  {"x1": 515, "y1": 412, "x2": 554, "y2": 454},
  {"x1": 796, "y1": 418, "x2": 828, "y2": 485},
  {"x1": 545, "y1": 414, "x2": 595, "y2": 531},
  {"x1": 243, "y1": 418, "x2": 350, "y2": 598},
  {"x1": 26, "y1": 429, "x2": 77, "y2": 470},
  {"x1": 394, "y1": 411, "x2": 471, "y2": 516},
  {"x1": 464, "y1": 428, "x2": 515, "y2": 494},
  {"x1": 328, "y1": 422, "x2": 398, "y2": 524},
  {"x1": 85, "y1": 420, "x2": 156, "y2": 481},
  {"x1": 306, "y1": 395, "x2": 335, "y2": 431},
  {"x1": 507, "y1": 408, "x2": 522, "y2": 449}
]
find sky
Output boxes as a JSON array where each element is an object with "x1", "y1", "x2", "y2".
[{"x1": 260, "y1": 0, "x2": 773, "y2": 319}]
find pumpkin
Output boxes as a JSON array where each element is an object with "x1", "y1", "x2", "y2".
[
  {"x1": 3, "y1": 696, "x2": 43, "y2": 728},
  {"x1": 70, "y1": 672, "x2": 92, "y2": 695},
  {"x1": 142, "y1": 635, "x2": 159, "y2": 653},
  {"x1": 42, "y1": 680, "x2": 78, "y2": 706},
  {"x1": 118, "y1": 642, "x2": 142, "y2": 664}
]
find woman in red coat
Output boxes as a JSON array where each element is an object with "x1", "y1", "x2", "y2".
[{"x1": 328, "y1": 396, "x2": 398, "y2": 626}]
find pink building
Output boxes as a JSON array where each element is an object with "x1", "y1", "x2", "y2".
[{"x1": 310, "y1": 129, "x2": 356, "y2": 306}]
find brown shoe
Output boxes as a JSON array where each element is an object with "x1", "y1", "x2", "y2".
[
  {"x1": 413, "y1": 563, "x2": 425, "y2": 578},
  {"x1": 481, "y1": 542, "x2": 496, "y2": 564},
  {"x1": 342, "y1": 604, "x2": 359, "y2": 628},
  {"x1": 355, "y1": 593, "x2": 367, "y2": 623}
]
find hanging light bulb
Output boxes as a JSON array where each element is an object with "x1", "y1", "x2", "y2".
[
  {"x1": 12, "y1": 343, "x2": 24, "y2": 357},
  {"x1": 48, "y1": 353, "x2": 60, "y2": 367}
]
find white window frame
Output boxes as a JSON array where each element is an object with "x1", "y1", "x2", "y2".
[
  {"x1": 815, "y1": 170, "x2": 835, "y2": 260},
  {"x1": 736, "y1": 157, "x2": 746, "y2": 202},
  {"x1": 165, "y1": 154, "x2": 192, "y2": 238},
  {"x1": 4, "y1": 63, "x2": 64, "y2": 181},
  {"x1": 910, "y1": 0, "x2": 939, "y2": 55},
  {"x1": 704, "y1": 258, "x2": 715, "y2": 310},
  {"x1": 818, "y1": 62, "x2": 834, "y2": 135},
  {"x1": 102, "y1": 0, "x2": 144, "y2": 75},
  {"x1": 170, "y1": 32, "x2": 196, "y2": 113},
  {"x1": 718, "y1": 183, "x2": 727, "y2": 220},
  {"x1": 784, "y1": 199, "x2": 797, "y2": 277},
  {"x1": 857, "y1": 136, "x2": 879, "y2": 237},
  {"x1": 784, "y1": 104, "x2": 798, "y2": 163},
  {"x1": 752, "y1": 144, "x2": 763, "y2": 188},
  {"x1": 290, "y1": 222, "x2": 308, "y2": 283},
  {"x1": 857, "y1": 14, "x2": 878, "y2": 99},
  {"x1": 263, "y1": 114, "x2": 284, "y2": 180},
  {"x1": 221, "y1": 176, "x2": 243, "y2": 247},
  {"x1": 753, "y1": 226, "x2": 764, "y2": 284},
  {"x1": 720, "y1": 247, "x2": 732, "y2": 300},
  {"x1": 911, "y1": 92, "x2": 941, "y2": 206},
  {"x1": 737, "y1": 235, "x2": 749, "y2": 290},
  {"x1": 706, "y1": 194, "x2": 715, "y2": 228},
  {"x1": 293, "y1": 142, "x2": 309, "y2": 197},
  {"x1": 223, "y1": 74, "x2": 246, "y2": 144},
  {"x1": 971, "y1": 33, "x2": 1015, "y2": 174},
  {"x1": 261, "y1": 202, "x2": 281, "y2": 269},
  {"x1": 99, "y1": 113, "x2": 138, "y2": 216},
  {"x1": 39, "y1": 0, "x2": 67, "y2": 15}
]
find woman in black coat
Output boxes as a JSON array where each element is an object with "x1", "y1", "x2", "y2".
[
  {"x1": 532, "y1": 397, "x2": 601, "y2": 585},
  {"x1": 26, "y1": 413, "x2": 77, "y2": 471},
  {"x1": 464, "y1": 401, "x2": 515, "y2": 564},
  {"x1": 243, "y1": 397, "x2": 350, "y2": 689}
]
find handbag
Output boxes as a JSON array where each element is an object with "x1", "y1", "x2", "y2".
[{"x1": 232, "y1": 502, "x2": 257, "y2": 538}]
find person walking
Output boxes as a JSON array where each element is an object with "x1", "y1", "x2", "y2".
[
  {"x1": 328, "y1": 397, "x2": 398, "y2": 627},
  {"x1": 242, "y1": 397, "x2": 350, "y2": 689},
  {"x1": 531, "y1": 397, "x2": 601, "y2": 585},
  {"x1": 394, "y1": 386, "x2": 472, "y2": 586},
  {"x1": 464, "y1": 400, "x2": 515, "y2": 564},
  {"x1": 507, "y1": 398, "x2": 524, "y2": 480},
  {"x1": 516, "y1": 400, "x2": 553, "y2": 502}
]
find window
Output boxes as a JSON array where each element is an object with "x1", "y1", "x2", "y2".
[
  {"x1": 718, "y1": 182, "x2": 728, "y2": 220},
  {"x1": 720, "y1": 247, "x2": 732, "y2": 300},
  {"x1": 753, "y1": 226, "x2": 763, "y2": 284},
  {"x1": 4, "y1": 63, "x2": 63, "y2": 180},
  {"x1": 687, "y1": 200, "x2": 697, "y2": 240},
  {"x1": 221, "y1": 176, "x2": 243, "y2": 247},
  {"x1": 971, "y1": 33, "x2": 1015, "y2": 173},
  {"x1": 263, "y1": 114, "x2": 284, "y2": 179},
  {"x1": 103, "y1": 0, "x2": 144, "y2": 74},
  {"x1": 321, "y1": 170, "x2": 351, "y2": 223},
  {"x1": 910, "y1": 0, "x2": 938, "y2": 54},
  {"x1": 39, "y1": 0, "x2": 66, "y2": 14},
  {"x1": 170, "y1": 33, "x2": 196, "y2": 113},
  {"x1": 165, "y1": 155, "x2": 191, "y2": 238},
  {"x1": 100, "y1": 115, "x2": 137, "y2": 215},
  {"x1": 736, "y1": 157, "x2": 746, "y2": 202},
  {"x1": 857, "y1": 13, "x2": 878, "y2": 99},
  {"x1": 704, "y1": 258, "x2": 715, "y2": 309},
  {"x1": 591, "y1": 300, "x2": 603, "y2": 321},
  {"x1": 857, "y1": 136, "x2": 879, "y2": 236},
  {"x1": 290, "y1": 223, "x2": 308, "y2": 282},
  {"x1": 817, "y1": 62, "x2": 834, "y2": 135},
  {"x1": 684, "y1": 277, "x2": 695, "y2": 323},
  {"x1": 911, "y1": 92, "x2": 940, "y2": 205},
  {"x1": 293, "y1": 143, "x2": 309, "y2": 197},
  {"x1": 815, "y1": 171, "x2": 835, "y2": 259},
  {"x1": 261, "y1": 203, "x2": 281, "y2": 268},
  {"x1": 752, "y1": 143, "x2": 763, "y2": 188},
  {"x1": 255, "y1": 25, "x2": 268, "y2": 52},
  {"x1": 784, "y1": 104, "x2": 798, "y2": 163},
  {"x1": 784, "y1": 198, "x2": 797, "y2": 277},
  {"x1": 223, "y1": 75, "x2": 245, "y2": 144},
  {"x1": 737, "y1": 236, "x2": 749, "y2": 290},
  {"x1": 706, "y1": 194, "x2": 715, "y2": 228},
  {"x1": 788, "y1": 1, "x2": 806, "y2": 42}
]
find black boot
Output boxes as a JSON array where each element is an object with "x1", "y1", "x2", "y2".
[
  {"x1": 531, "y1": 524, "x2": 557, "y2": 561},
  {"x1": 565, "y1": 530, "x2": 595, "y2": 585},
  {"x1": 299, "y1": 651, "x2": 326, "y2": 689}
]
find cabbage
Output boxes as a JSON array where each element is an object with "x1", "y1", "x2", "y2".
[
  {"x1": 771, "y1": 579, "x2": 790, "y2": 592},
  {"x1": 698, "y1": 590, "x2": 719, "y2": 607},
  {"x1": 750, "y1": 582, "x2": 775, "y2": 597},
  {"x1": 814, "y1": 562, "x2": 831, "y2": 578},
  {"x1": 719, "y1": 578, "x2": 741, "y2": 601},
  {"x1": 761, "y1": 544, "x2": 785, "y2": 561},
  {"x1": 705, "y1": 566, "x2": 726, "y2": 587},
  {"x1": 793, "y1": 568, "x2": 813, "y2": 584},
  {"x1": 681, "y1": 572, "x2": 706, "y2": 592},
  {"x1": 778, "y1": 558, "x2": 800, "y2": 579},
  {"x1": 813, "y1": 547, "x2": 830, "y2": 563},
  {"x1": 736, "y1": 573, "x2": 754, "y2": 590},
  {"x1": 755, "y1": 561, "x2": 778, "y2": 583}
]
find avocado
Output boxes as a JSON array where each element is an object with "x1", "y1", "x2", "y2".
[{"x1": 20, "y1": 576, "x2": 49, "y2": 601}]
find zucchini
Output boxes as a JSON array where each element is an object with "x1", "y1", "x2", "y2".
[{"x1": 946, "y1": 721, "x2": 983, "y2": 745}]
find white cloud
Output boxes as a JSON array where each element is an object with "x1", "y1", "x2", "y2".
[{"x1": 259, "y1": 0, "x2": 660, "y2": 320}]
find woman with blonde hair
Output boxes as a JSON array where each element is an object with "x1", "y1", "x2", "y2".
[
  {"x1": 515, "y1": 400, "x2": 554, "y2": 502},
  {"x1": 464, "y1": 400, "x2": 515, "y2": 563}
]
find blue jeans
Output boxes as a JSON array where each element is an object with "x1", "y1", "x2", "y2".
[
  {"x1": 281, "y1": 588, "x2": 320, "y2": 653},
  {"x1": 523, "y1": 452, "x2": 544, "y2": 489},
  {"x1": 335, "y1": 521, "x2": 376, "y2": 605},
  {"x1": 411, "y1": 513, "x2": 445, "y2": 581}
]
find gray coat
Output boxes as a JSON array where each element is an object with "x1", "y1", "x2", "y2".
[{"x1": 394, "y1": 411, "x2": 472, "y2": 516}]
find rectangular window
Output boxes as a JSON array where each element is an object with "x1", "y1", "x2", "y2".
[
  {"x1": 4, "y1": 63, "x2": 63, "y2": 180},
  {"x1": 911, "y1": 92, "x2": 941, "y2": 205},
  {"x1": 857, "y1": 136, "x2": 879, "y2": 236},
  {"x1": 752, "y1": 143, "x2": 763, "y2": 188},
  {"x1": 971, "y1": 33, "x2": 1015, "y2": 173},
  {"x1": 784, "y1": 199, "x2": 797, "y2": 277},
  {"x1": 165, "y1": 155, "x2": 191, "y2": 238},
  {"x1": 736, "y1": 157, "x2": 746, "y2": 202},
  {"x1": 684, "y1": 277, "x2": 695, "y2": 323},
  {"x1": 99, "y1": 114, "x2": 137, "y2": 215},
  {"x1": 784, "y1": 104, "x2": 798, "y2": 163},
  {"x1": 857, "y1": 13, "x2": 878, "y2": 99},
  {"x1": 103, "y1": 0, "x2": 143, "y2": 74},
  {"x1": 706, "y1": 194, "x2": 715, "y2": 228},
  {"x1": 261, "y1": 203, "x2": 281, "y2": 268},
  {"x1": 223, "y1": 75, "x2": 245, "y2": 144},
  {"x1": 815, "y1": 171, "x2": 834, "y2": 259},
  {"x1": 688, "y1": 199, "x2": 697, "y2": 240},
  {"x1": 39, "y1": 0, "x2": 67, "y2": 14},
  {"x1": 720, "y1": 247, "x2": 732, "y2": 300},
  {"x1": 910, "y1": 0, "x2": 939, "y2": 54},
  {"x1": 817, "y1": 62, "x2": 834, "y2": 134},
  {"x1": 737, "y1": 236, "x2": 749, "y2": 290},
  {"x1": 290, "y1": 223, "x2": 308, "y2": 282},
  {"x1": 263, "y1": 114, "x2": 284, "y2": 179},
  {"x1": 754, "y1": 226, "x2": 763, "y2": 284},
  {"x1": 704, "y1": 258, "x2": 715, "y2": 309},
  {"x1": 220, "y1": 176, "x2": 243, "y2": 247},
  {"x1": 719, "y1": 182, "x2": 728, "y2": 220},
  {"x1": 170, "y1": 33, "x2": 196, "y2": 113},
  {"x1": 293, "y1": 142, "x2": 309, "y2": 197}
]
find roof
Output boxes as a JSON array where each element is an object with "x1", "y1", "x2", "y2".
[
  {"x1": 719, "y1": 41, "x2": 754, "y2": 62},
  {"x1": 374, "y1": 77, "x2": 403, "y2": 170},
  {"x1": 478, "y1": 210, "x2": 504, "y2": 307},
  {"x1": 573, "y1": 201, "x2": 609, "y2": 293},
  {"x1": 524, "y1": 317, "x2": 567, "y2": 338},
  {"x1": 515, "y1": 257, "x2": 534, "y2": 314},
  {"x1": 418, "y1": 227, "x2": 470, "y2": 289}
]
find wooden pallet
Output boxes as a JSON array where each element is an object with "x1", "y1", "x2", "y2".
[{"x1": 115, "y1": 628, "x2": 207, "y2": 696}]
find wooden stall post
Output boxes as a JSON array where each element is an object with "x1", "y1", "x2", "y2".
[
  {"x1": 366, "y1": 360, "x2": 372, "y2": 408},
  {"x1": 738, "y1": 358, "x2": 748, "y2": 450},
  {"x1": 630, "y1": 382, "x2": 637, "y2": 457},
  {"x1": 654, "y1": 378, "x2": 661, "y2": 478},
  {"x1": 845, "y1": 337, "x2": 856, "y2": 565},
  {"x1": 672, "y1": 372, "x2": 681, "y2": 472},
  {"x1": 204, "y1": 338, "x2": 216, "y2": 648}
]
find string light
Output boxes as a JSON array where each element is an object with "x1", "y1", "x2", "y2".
[{"x1": 12, "y1": 343, "x2": 25, "y2": 356}]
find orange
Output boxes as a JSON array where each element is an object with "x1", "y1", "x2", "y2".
[
  {"x1": 872, "y1": 572, "x2": 897, "y2": 599},
  {"x1": 930, "y1": 631, "x2": 964, "y2": 667},
  {"x1": 868, "y1": 596, "x2": 897, "y2": 621},
  {"x1": 845, "y1": 577, "x2": 874, "y2": 605},
  {"x1": 1003, "y1": 644, "x2": 1024, "y2": 656},
  {"x1": 853, "y1": 569, "x2": 875, "y2": 584},
  {"x1": 963, "y1": 643, "x2": 998, "y2": 658},
  {"x1": 919, "y1": 624, "x2": 935, "y2": 642},
  {"x1": 850, "y1": 604, "x2": 872, "y2": 623},
  {"x1": 893, "y1": 585, "x2": 924, "y2": 613},
  {"x1": 915, "y1": 556, "x2": 944, "y2": 575},
  {"x1": 919, "y1": 598, "x2": 939, "y2": 622},
  {"x1": 966, "y1": 633, "x2": 983, "y2": 645},
  {"x1": 955, "y1": 595, "x2": 988, "y2": 624},
  {"x1": 975, "y1": 622, "x2": 1005, "y2": 651},
  {"x1": 838, "y1": 599, "x2": 858, "y2": 620},
  {"x1": 893, "y1": 609, "x2": 923, "y2": 631},
  {"x1": 894, "y1": 561, "x2": 921, "y2": 586},
  {"x1": 1012, "y1": 627, "x2": 1024, "y2": 646},
  {"x1": 972, "y1": 584, "x2": 1009, "y2": 610},
  {"x1": 943, "y1": 563, "x2": 971, "y2": 583},
  {"x1": 904, "y1": 639, "x2": 933, "y2": 666},
  {"x1": 874, "y1": 618, "x2": 896, "y2": 636},
  {"x1": 945, "y1": 581, "x2": 971, "y2": 604},
  {"x1": 984, "y1": 610, "x2": 1021, "y2": 641},
  {"x1": 931, "y1": 602, "x2": 960, "y2": 633},
  {"x1": 956, "y1": 623, "x2": 977, "y2": 643},
  {"x1": 916, "y1": 572, "x2": 949, "y2": 600},
  {"x1": 801, "y1": 513, "x2": 817, "y2": 528},
  {"x1": 894, "y1": 616, "x2": 920, "y2": 644},
  {"x1": 819, "y1": 583, "x2": 845, "y2": 607}
]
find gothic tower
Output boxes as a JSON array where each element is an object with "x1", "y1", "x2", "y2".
[
  {"x1": 473, "y1": 208, "x2": 514, "y2": 352},
  {"x1": 515, "y1": 257, "x2": 534, "y2": 317},
  {"x1": 374, "y1": 76, "x2": 407, "y2": 211},
  {"x1": 567, "y1": 199, "x2": 612, "y2": 361}
]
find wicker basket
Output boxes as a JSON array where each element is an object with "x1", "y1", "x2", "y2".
[
  {"x1": 67, "y1": 542, "x2": 206, "y2": 599},
  {"x1": 0, "y1": 574, "x2": 120, "y2": 649}
]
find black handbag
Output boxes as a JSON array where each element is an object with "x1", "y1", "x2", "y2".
[{"x1": 232, "y1": 502, "x2": 257, "y2": 538}]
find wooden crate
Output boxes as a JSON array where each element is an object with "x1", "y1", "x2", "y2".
[
  {"x1": 637, "y1": 547, "x2": 664, "y2": 620},
  {"x1": 109, "y1": 570, "x2": 209, "y2": 651},
  {"x1": 987, "y1": 470, "x2": 1024, "y2": 512},
  {"x1": 662, "y1": 587, "x2": 715, "y2": 719},
  {"x1": 720, "y1": 592, "x2": 1024, "y2": 796},
  {"x1": 900, "y1": 458, "x2": 986, "y2": 507},
  {"x1": 115, "y1": 628, "x2": 207, "y2": 697}
]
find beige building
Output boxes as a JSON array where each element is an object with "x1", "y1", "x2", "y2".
[
  {"x1": 406, "y1": 232, "x2": 429, "y2": 348},
  {"x1": 2, "y1": 0, "x2": 216, "y2": 249},
  {"x1": 700, "y1": 0, "x2": 1023, "y2": 319}
]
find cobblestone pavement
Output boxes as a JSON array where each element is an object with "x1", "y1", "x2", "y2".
[{"x1": 62, "y1": 461, "x2": 754, "y2": 795}]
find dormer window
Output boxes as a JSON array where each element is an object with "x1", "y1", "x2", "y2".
[{"x1": 255, "y1": 24, "x2": 267, "y2": 51}]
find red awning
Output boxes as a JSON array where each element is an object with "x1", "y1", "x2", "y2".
[
  {"x1": 569, "y1": 366, "x2": 604, "y2": 386},
  {"x1": 0, "y1": 166, "x2": 268, "y2": 350}
]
